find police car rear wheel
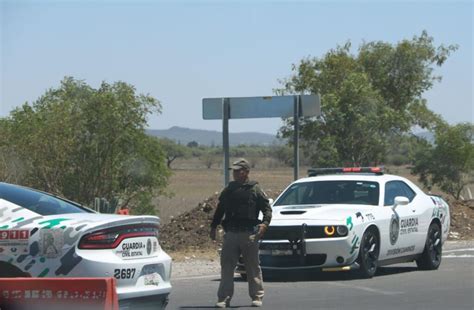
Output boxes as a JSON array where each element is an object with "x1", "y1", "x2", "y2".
[
  {"x1": 416, "y1": 222, "x2": 442, "y2": 270},
  {"x1": 357, "y1": 228, "x2": 379, "y2": 278}
]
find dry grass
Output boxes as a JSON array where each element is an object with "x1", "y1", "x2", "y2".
[
  {"x1": 155, "y1": 166, "x2": 297, "y2": 224},
  {"x1": 154, "y1": 169, "x2": 221, "y2": 224}
]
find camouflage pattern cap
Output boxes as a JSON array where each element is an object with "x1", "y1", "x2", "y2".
[{"x1": 229, "y1": 158, "x2": 250, "y2": 171}]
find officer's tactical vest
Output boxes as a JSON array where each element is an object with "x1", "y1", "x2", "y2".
[{"x1": 221, "y1": 181, "x2": 260, "y2": 227}]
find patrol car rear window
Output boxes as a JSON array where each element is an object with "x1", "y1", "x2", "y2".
[
  {"x1": 0, "y1": 183, "x2": 93, "y2": 215},
  {"x1": 274, "y1": 181, "x2": 380, "y2": 206}
]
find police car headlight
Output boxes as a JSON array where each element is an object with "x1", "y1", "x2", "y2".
[
  {"x1": 324, "y1": 225, "x2": 348, "y2": 237},
  {"x1": 324, "y1": 226, "x2": 336, "y2": 236},
  {"x1": 336, "y1": 225, "x2": 349, "y2": 236}
]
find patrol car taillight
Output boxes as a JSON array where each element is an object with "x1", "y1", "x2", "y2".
[{"x1": 78, "y1": 224, "x2": 159, "y2": 249}]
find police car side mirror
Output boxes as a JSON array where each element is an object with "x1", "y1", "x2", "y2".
[
  {"x1": 392, "y1": 196, "x2": 409, "y2": 210},
  {"x1": 269, "y1": 198, "x2": 274, "y2": 205}
]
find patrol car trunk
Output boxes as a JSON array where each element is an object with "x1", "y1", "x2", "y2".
[
  {"x1": 39, "y1": 213, "x2": 161, "y2": 250},
  {"x1": 76, "y1": 215, "x2": 160, "y2": 250}
]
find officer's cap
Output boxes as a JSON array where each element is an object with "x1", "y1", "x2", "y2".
[{"x1": 229, "y1": 158, "x2": 250, "y2": 171}]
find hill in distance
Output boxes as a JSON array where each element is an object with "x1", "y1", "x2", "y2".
[
  {"x1": 146, "y1": 126, "x2": 282, "y2": 146},
  {"x1": 147, "y1": 127, "x2": 434, "y2": 147}
]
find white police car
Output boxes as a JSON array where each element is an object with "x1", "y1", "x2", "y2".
[
  {"x1": 238, "y1": 167, "x2": 450, "y2": 278},
  {"x1": 0, "y1": 182, "x2": 172, "y2": 308}
]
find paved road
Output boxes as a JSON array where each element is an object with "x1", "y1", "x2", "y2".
[{"x1": 167, "y1": 241, "x2": 473, "y2": 310}]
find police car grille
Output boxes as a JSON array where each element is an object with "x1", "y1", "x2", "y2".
[
  {"x1": 263, "y1": 226, "x2": 326, "y2": 240},
  {"x1": 260, "y1": 254, "x2": 326, "y2": 267}
]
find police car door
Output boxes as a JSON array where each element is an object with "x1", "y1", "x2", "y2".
[{"x1": 383, "y1": 181, "x2": 420, "y2": 259}]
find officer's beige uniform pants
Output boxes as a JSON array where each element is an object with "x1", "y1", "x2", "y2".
[{"x1": 218, "y1": 231, "x2": 264, "y2": 301}]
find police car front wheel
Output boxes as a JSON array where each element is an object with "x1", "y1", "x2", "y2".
[{"x1": 357, "y1": 228, "x2": 380, "y2": 278}]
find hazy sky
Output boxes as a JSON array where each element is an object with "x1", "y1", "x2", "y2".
[{"x1": 1, "y1": 0, "x2": 472, "y2": 134}]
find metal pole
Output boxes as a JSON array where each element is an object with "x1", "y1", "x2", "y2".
[
  {"x1": 223, "y1": 98, "x2": 230, "y2": 186},
  {"x1": 293, "y1": 95, "x2": 300, "y2": 180}
]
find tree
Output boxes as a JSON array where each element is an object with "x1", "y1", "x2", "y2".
[
  {"x1": 1, "y1": 77, "x2": 170, "y2": 214},
  {"x1": 159, "y1": 138, "x2": 190, "y2": 168},
  {"x1": 270, "y1": 145, "x2": 293, "y2": 166},
  {"x1": 201, "y1": 148, "x2": 221, "y2": 169},
  {"x1": 0, "y1": 119, "x2": 24, "y2": 184},
  {"x1": 187, "y1": 140, "x2": 199, "y2": 148},
  {"x1": 277, "y1": 31, "x2": 457, "y2": 167},
  {"x1": 385, "y1": 134, "x2": 428, "y2": 166},
  {"x1": 411, "y1": 123, "x2": 474, "y2": 200}
]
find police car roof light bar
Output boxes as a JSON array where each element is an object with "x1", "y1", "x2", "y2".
[{"x1": 307, "y1": 167, "x2": 384, "y2": 177}]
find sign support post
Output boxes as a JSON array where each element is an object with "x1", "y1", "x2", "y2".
[
  {"x1": 222, "y1": 98, "x2": 230, "y2": 185},
  {"x1": 293, "y1": 95, "x2": 300, "y2": 180}
]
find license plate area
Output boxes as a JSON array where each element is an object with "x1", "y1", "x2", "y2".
[
  {"x1": 271, "y1": 249, "x2": 293, "y2": 256},
  {"x1": 260, "y1": 243, "x2": 295, "y2": 256}
]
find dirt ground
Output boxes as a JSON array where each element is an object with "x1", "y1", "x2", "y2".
[{"x1": 160, "y1": 192, "x2": 473, "y2": 260}]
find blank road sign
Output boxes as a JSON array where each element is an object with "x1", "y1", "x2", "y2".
[
  {"x1": 300, "y1": 95, "x2": 321, "y2": 118},
  {"x1": 202, "y1": 95, "x2": 320, "y2": 120}
]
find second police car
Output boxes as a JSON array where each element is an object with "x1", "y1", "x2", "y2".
[
  {"x1": 237, "y1": 167, "x2": 450, "y2": 278},
  {"x1": 0, "y1": 182, "x2": 171, "y2": 309}
]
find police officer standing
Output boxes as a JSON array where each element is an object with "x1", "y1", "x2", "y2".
[{"x1": 210, "y1": 158, "x2": 272, "y2": 308}]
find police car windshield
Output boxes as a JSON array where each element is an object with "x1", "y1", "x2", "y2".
[
  {"x1": 0, "y1": 183, "x2": 93, "y2": 215},
  {"x1": 274, "y1": 181, "x2": 380, "y2": 206}
]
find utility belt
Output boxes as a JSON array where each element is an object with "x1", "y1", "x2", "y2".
[
  {"x1": 225, "y1": 226, "x2": 257, "y2": 233},
  {"x1": 223, "y1": 221, "x2": 259, "y2": 233}
]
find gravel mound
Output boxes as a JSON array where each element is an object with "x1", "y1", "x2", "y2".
[
  {"x1": 160, "y1": 193, "x2": 222, "y2": 252},
  {"x1": 449, "y1": 199, "x2": 474, "y2": 240}
]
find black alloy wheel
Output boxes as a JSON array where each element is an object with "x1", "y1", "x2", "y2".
[
  {"x1": 357, "y1": 228, "x2": 380, "y2": 278},
  {"x1": 416, "y1": 222, "x2": 442, "y2": 270}
]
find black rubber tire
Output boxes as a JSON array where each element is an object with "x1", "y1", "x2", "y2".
[
  {"x1": 357, "y1": 228, "x2": 380, "y2": 278},
  {"x1": 416, "y1": 222, "x2": 442, "y2": 270},
  {"x1": 240, "y1": 273, "x2": 247, "y2": 281}
]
